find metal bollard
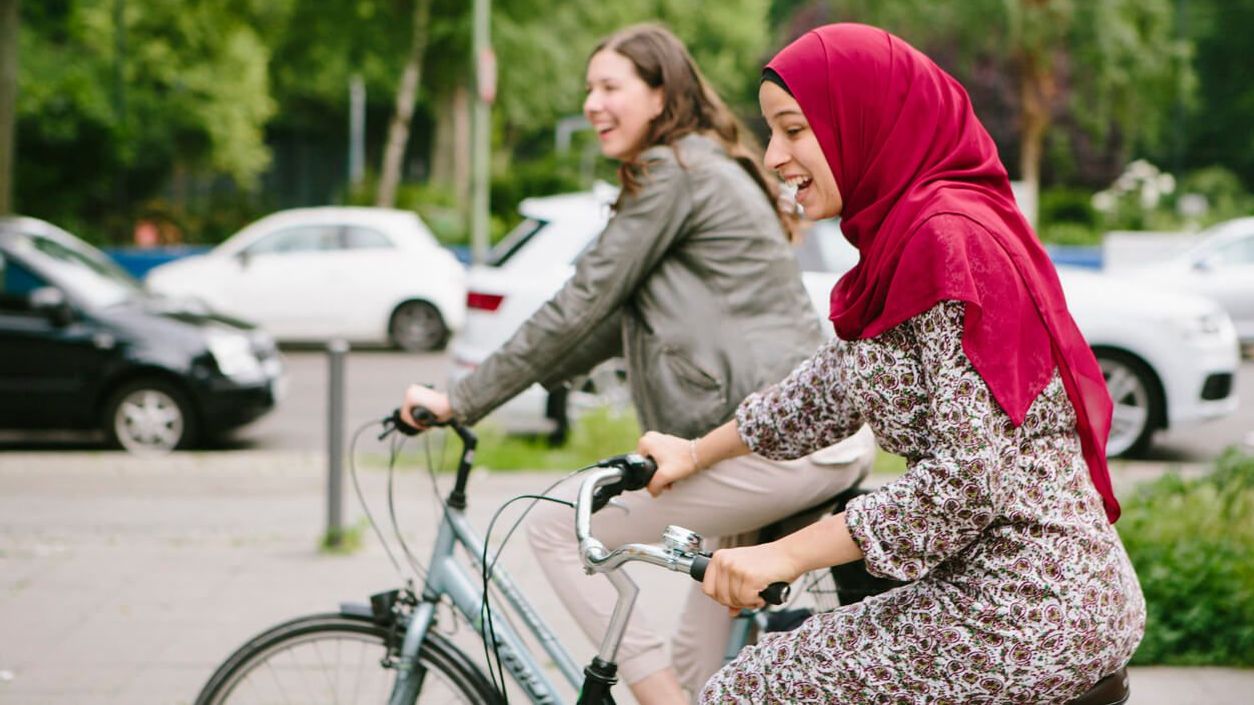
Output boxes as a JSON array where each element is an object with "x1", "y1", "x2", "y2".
[{"x1": 326, "y1": 338, "x2": 350, "y2": 548}]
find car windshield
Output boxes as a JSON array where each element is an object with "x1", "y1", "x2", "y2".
[
  {"x1": 488, "y1": 218, "x2": 547, "y2": 266},
  {"x1": 12, "y1": 232, "x2": 143, "y2": 307}
]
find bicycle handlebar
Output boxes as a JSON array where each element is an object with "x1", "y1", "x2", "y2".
[
  {"x1": 390, "y1": 405, "x2": 444, "y2": 435},
  {"x1": 575, "y1": 461, "x2": 790, "y2": 607}
]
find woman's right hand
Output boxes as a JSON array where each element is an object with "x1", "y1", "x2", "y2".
[
  {"x1": 401, "y1": 384, "x2": 453, "y2": 428},
  {"x1": 637, "y1": 431, "x2": 700, "y2": 497}
]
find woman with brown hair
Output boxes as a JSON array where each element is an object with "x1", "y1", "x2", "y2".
[{"x1": 401, "y1": 23, "x2": 873, "y2": 705}]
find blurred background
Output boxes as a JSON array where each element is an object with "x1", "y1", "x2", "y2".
[
  {"x1": 2, "y1": 3, "x2": 1253, "y2": 701},
  {"x1": 2, "y1": 0, "x2": 1251, "y2": 250}
]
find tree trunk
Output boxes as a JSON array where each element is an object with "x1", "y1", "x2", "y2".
[
  {"x1": 429, "y1": 85, "x2": 471, "y2": 209},
  {"x1": 0, "y1": 0, "x2": 20, "y2": 214},
  {"x1": 1017, "y1": 52, "x2": 1055, "y2": 228},
  {"x1": 375, "y1": 0, "x2": 433, "y2": 208}
]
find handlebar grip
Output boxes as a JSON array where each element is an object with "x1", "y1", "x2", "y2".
[
  {"x1": 688, "y1": 554, "x2": 790, "y2": 606},
  {"x1": 392, "y1": 406, "x2": 440, "y2": 435},
  {"x1": 590, "y1": 454, "x2": 658, "y2": 513},
  {"x1": 689, "y1": 553, "x2": 710, "y2": 581},
  {"x1": 760, "y1": 582, "x2": 791, "y2": 606}
]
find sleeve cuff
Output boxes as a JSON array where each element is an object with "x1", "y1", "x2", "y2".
[{"x1": 845, "y1": 490, "x2": 926, "y2": 582}]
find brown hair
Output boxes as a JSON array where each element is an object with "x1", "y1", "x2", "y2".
[{"x1": 592, "y1": 24, "x2": 797, "y2": 240}]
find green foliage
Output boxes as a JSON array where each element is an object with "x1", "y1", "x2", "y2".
[
  {"x1": 1040, "y1": 187, "x2": 1098, "y2": 227},
  {"x1": 16, "y1": 0, "x2": 279, "y2": 240},
  {"x1": 1119, "y1": 450, "x2": 1254, "y2": 665},
  {"x1": 268, "y1": 0, "x2": 412, "y2": 117},
  {"x1": 771, "y1": 1, "x2": 1192, "y2": 185},
  {"x1": 472, "y1": 406, "x2": 642, "y2": 472},
  {"x1": 346, "y1": 175, "x2": 468, "y2": 245},
  {"x1": 1091, "y1": 161, "x2": 1254, "y2": 234},
  {"x1": 490, "y1": 152, "x2": 584, "y2": 217},
  {"x1": 1038, "y1": 222, "x2": 1101, "y2": 246},
  {"x1": 1181, "y1": 0, "x2": 1254, "y2": 188},
  {"x1": 1177, "y1": 167, "x2": 1254, "y2": 225}
]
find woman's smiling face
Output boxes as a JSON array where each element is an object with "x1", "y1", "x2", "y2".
[
  {"x1": 759, "y1": 80, "x2": 842, "y2": 219},
  {"x1": 584, "y1": 49, "x2": 665, "y2": 161}
]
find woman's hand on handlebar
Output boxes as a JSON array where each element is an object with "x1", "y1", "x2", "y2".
[
  {"x1": 402, "y1": 384, "x2": 453, "y2": 428},
  {"x1": 636, "y1": 431, "x2": 699, "y2": 497},
  {"x1": 702, "y1": 543, "x2": 800, "y2": 615}
]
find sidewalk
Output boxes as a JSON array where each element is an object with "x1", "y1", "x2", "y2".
[{"x1": 1, "y1": 450, "x2": 1250, "y2": 704}]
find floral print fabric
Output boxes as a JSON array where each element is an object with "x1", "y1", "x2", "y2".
[{"x1": 708, "y1": 301, "x2": 1144, "y2": 704}]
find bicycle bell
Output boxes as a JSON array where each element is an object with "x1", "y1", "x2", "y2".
[{"x1": 663, "y1": 525, "x2": 704, "y2": 555}]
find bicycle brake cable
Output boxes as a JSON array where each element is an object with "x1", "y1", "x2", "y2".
[
  {"x1": 386, "y1": 432, "x2": 434, "y2": 582},
  {"x1": 348, "y1": 420, "x2": 409, "y2": 579},
  {"x1": 478, "y1": 465, "x2": 601, "y2": 703}
]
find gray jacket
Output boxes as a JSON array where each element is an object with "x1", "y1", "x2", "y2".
[{"x1": 449, "y1": 133, "x2": 824, "y2": 438}]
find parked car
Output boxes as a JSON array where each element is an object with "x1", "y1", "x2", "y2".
[
  {"x1": 1110, "y1": 216, "x2": 1254, "y2": 344},
  {"x1": 799, "y1": 220, "x2": 1240, "y2": 457},
  {"x1": 146, "y1": 207, "x2": 466, "y2": 351},
  {"x1": 0, "y1": 216, "x2": 284, "y2": 452},
  {"x1": 455, "y1": 189, "x2": 1238, "y2": 457},
  {"x1": 450, "y1": 184, "x2": 620, "y2": 441}
]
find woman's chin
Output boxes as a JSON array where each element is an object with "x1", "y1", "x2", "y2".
[
  {"x1": 799, "y1": 196, "x2": 836, "y2": 220},
  {"x1": 598, "y1": 139, "x2": 629, "y2": 161}
]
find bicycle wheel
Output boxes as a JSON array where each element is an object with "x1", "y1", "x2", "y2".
[{"x1": 196, "y1": 613, "x2": 500, "y2": 705}]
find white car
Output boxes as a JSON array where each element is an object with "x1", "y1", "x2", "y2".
[
  {"x1": 451, "y1": 185, "x2": 619, "y2": 440},
  {"x1": 147, "y1": 207, "x2": 465, "y2": 351},
  {"x1": 800, "y1": 221, "x2": 1240, "y2": 457},
  {"x1": 1110, "y1": 217, "x2": 1254, "y2": 344}
]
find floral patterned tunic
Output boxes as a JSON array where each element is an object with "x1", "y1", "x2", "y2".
[{"x1": 704, "y1": 301, "x2": 1145, "y2": 704}]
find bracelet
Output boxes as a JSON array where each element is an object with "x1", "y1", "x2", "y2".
[{"x1": 689, "y1": 438, "x2": 703, "y2": 472}]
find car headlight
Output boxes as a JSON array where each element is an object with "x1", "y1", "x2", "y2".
[
  {"x1": 1164, "y1": 309, "x2": 1234, "y2": 342},
  {"x1": 208, "y1": 332, "x2": 266, "y2": 384}
]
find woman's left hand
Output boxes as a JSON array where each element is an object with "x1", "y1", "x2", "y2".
[
  {"x1": 702, "y1": 543, "x2": 801, "y2": 615},
  {"x1": 637, "y1": 430, "x2": 699, "y2": 497}
]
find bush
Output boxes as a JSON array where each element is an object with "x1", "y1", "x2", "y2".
[
  {"x1": 345, "y1": 177, "x2": 469, "y2": 246},
  {"x1": 1176, "y1": 167, "x2": 1254, "y2": 226},
  {"x1": 1038, "y1": 222, "x2": 1102, "y2": 246},
  {"x1": 1039, "y1": 187, "x2": 1098, "y2": 227},
  {"x1": 1120, "y1": 450, "x2": 1254, "y2": 665}
]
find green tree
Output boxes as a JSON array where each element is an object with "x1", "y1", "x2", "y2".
[
  {"x1": 1178, "y1": 0, "x2": 1254, "y2": 188},
  {"x1": 0, "y1": 0, "x2": 17, "y2": 214},
  {"x1": 376, "y1": 0, "x2": 433, "y2": 207},
  {"x1": 16, "y1": 0, "x2": 281, "y2": 240},
  {"x1": 770, "y1": 0, "x2": 1192, "y2": 220}
]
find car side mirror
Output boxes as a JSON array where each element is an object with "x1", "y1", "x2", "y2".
[
  {"x1": 29, "y1": 286, "x2": 74, "y2": 326},
  {"x1": 236, "y1": 250, "x2": 252, "y2": 268}
]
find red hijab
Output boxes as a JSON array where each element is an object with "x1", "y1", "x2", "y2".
[{"x1": 768, "y1": 24, "x2": 1119, "y2": 522}]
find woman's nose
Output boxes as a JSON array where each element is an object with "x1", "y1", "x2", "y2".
[
  {"x1": 583, "y1": 91, "x2": 602, "y2": 117},
  {"x1": 763, "y1": 135, "x2": 788, "y2": 172}
]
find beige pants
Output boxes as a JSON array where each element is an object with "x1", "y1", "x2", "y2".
[{"x1": 525, "y1": 426, "x2": 876, "y2": 698}]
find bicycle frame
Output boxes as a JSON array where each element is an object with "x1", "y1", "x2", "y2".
[
  {"x1": 381, "y1": 419, "x2": 763, "y2": 705},
  {"x1": 391, "y1": 500, "x2": 580, "y2": 705}
]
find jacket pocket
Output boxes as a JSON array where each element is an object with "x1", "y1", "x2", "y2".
[{"x1": 661, "y1": 346, "x2": 722, "y2": 391}]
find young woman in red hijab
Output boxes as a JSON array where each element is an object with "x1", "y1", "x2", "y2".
[{"x1": 638, "y1": 23, "x2": 1145, "y2": 703}]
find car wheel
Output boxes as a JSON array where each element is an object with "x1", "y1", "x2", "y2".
[
  {"x1": 105, "y1": 379, "x2": 197, "y2": 453},
  {"x1": 1095, "y1": 350, "x2": 1162, "y2": 458},
  {"x1": 389, "y1": 300, "x2": 449, "y2": 352}
]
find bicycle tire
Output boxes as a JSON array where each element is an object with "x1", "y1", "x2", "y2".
[{"x1": 195, "y1": 613, "x2": 501, "y2": 705}]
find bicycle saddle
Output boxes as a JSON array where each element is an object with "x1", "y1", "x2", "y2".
[{"x1": 1065, "y1": 667, "x2": 1130, "y2": 705}]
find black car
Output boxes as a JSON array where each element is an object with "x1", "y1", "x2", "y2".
[{"x1": 0, "y1": 216, "x2": 283, "y2": 452}]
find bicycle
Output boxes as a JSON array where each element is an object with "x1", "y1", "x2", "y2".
[{"x1": 193, "y1": 408, "x2": 851, "y2": 705}]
